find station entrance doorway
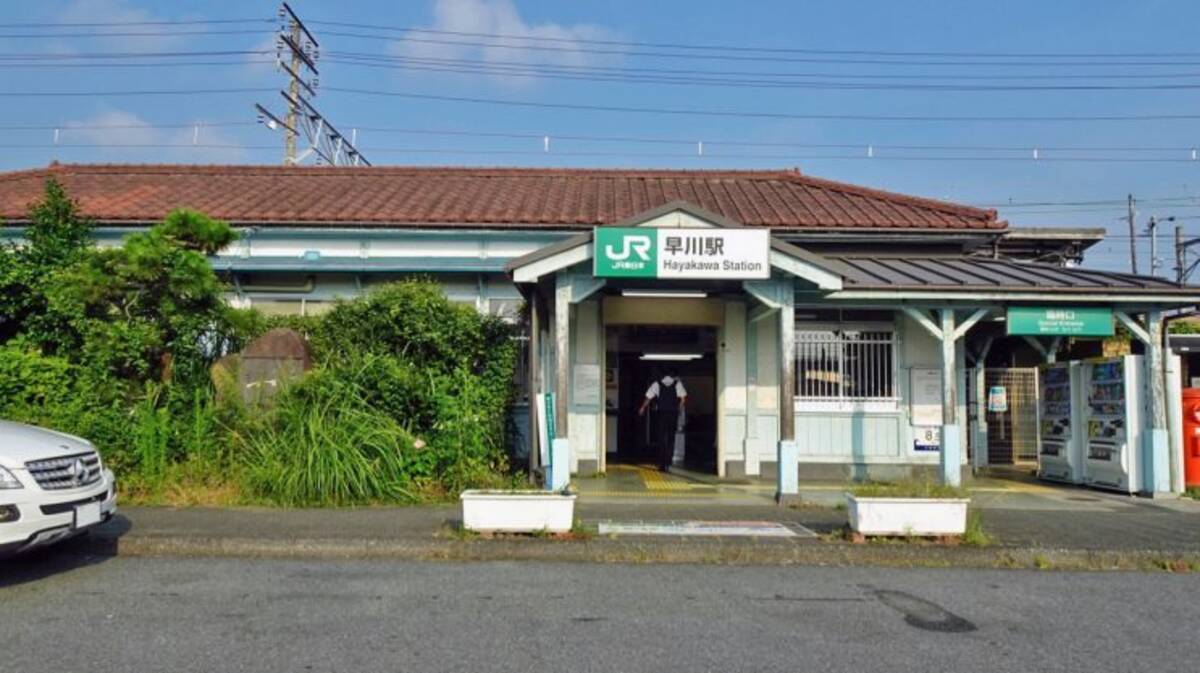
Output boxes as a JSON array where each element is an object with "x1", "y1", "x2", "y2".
[{"x1": 605, "y1": 325, "x2": 718, "y2": 473}]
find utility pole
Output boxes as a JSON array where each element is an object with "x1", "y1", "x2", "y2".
[
  {"x1": 255, "y1": 2, "x2": 368, "y2": 166},
  {"x1": 1176, "y1": 224, "x2": 1185, "y2": 284},
  {"x1": 1127, "y1": 194, "x2": 1139, "y2": 274},
  {"x1": 1148, "y1": 215, "x2": 1159, "y2": 277},
  {"x1": 282, "y1": 10, "x2": 302, "y2": 163}
]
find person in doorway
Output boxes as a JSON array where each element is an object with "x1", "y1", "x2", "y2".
[{"x1": 637, "y1": 369, "x2": 687, "y2": 472}]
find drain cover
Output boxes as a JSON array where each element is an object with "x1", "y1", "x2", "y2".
[{"x1": 597, "y1": 520, "x2": 813, "y2": 538}]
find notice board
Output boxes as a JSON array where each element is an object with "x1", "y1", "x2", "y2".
[{"x1": 910, "y1": 367, "x2": 943, "y2": 427}]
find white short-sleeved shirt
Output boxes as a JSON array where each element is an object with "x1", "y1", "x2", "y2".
[{"x1": 644, "y1": 377, "x2": 687, "y2": 400}]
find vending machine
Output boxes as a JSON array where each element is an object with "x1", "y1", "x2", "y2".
[
  {"x1": 1081, "y1": 356, "x2": 1144, "y2": 493},
  {"x1": 1037, "y1": 361, "x2": 1084, "y2": 483}
]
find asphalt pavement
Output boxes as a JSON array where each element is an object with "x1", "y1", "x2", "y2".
[{"x1": 2, "y1": 552, "x2": 1196, "y2": 673}]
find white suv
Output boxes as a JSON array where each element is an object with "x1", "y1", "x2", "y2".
[{"x1": 1, "y1": 420, "x2": 117, "y2": 556}]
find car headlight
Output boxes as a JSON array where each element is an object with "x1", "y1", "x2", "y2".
[{"x1": 0, "y1": 466, "x2": 24, "y2": 490}]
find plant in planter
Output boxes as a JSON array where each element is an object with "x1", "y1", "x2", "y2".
[
  {"x1": 460, "y1": 489, "x2": 577, "y2": 534},
  {"x1": 845, "y1": 481, "x2": 971, "y2": 537}
]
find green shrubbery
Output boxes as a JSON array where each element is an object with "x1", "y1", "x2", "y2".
[{"x1": 0, "y1": 180, "x2": 519, "y2": 505}]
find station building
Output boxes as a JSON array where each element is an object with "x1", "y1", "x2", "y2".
[{"x1": 2, "y1": 163, "x2": 1196, "y2": 498}]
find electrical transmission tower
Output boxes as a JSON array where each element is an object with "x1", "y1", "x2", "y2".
[{"x1": 254, "y1": 2, "x2": 369, "y2": 166}]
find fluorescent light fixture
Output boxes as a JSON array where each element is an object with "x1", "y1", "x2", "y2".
[
  {"x1": 640, "y1": 353, "x2": 704, "y2": 361},
  {"x1": 621, "y1": 290, "x2": 707, "y2": 299}
]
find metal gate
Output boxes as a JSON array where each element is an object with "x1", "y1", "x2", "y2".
[{"x1": 983, "y1": 368, "x2": 1039, "y2": 465}]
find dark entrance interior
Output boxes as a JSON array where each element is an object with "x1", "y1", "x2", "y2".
[{"x1": 606, "y1": 325, "x2": 718, "y2": 472}]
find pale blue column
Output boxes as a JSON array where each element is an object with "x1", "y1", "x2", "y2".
[
  {"x1": 941, "y1": 426, "x2": 962, "y2": 487},
  {"x1": 777, "y1": 440, "x2": 798, "y2": 495},
  {"x1": 549, "y1": 438, "x2": 571, "y2": 492},
  {"x1": 1143, "y1": 430, "x2": 1170, "y2": 494}
]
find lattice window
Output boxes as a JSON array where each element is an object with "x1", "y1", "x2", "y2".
[{"x1": 795, "y1": 325, "x2": 896, "y2": 402}]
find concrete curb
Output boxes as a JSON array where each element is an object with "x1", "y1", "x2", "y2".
[{"x1": 77, "y1": 533, "x2": 1200, "y2": 572}]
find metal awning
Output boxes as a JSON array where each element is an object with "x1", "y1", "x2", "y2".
[{"x1": 817, "y1": 256, "x2": 1200, "y2": 304}]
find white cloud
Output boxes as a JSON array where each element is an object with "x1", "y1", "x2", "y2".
[
  {"x1": 62, "y1": 110, "x2": 250, "y2": 163},
  {"x1": 56, "y1": 0, "x2": 192, "y2": 51},
  {"x1": 243, "y1": 32, "x2": 282, "y2": 80},
  {"x1": 393, "y1": 0, "x2": 621, "y2": 87}
]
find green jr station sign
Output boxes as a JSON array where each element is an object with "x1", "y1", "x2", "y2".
[
  {"x1": 1006, "y1": 306, "x2": 1114, "y2": 337},
  {"x1": 593, "y1": 227, "x2": 770, "y2": 280}
]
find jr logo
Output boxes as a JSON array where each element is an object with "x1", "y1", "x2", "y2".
[
  {"x1": 593, "y1": 227, "x2": 658, "y2": 277},
  {"x1": 605, "y1": 235, "x2": 651, "y2": 261}
]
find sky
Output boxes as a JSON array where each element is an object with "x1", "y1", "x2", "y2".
[{"x1": 3, "y1": 0, "x2": 1200, "y2": 273}]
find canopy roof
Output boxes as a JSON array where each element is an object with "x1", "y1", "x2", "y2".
[{"x1": 505, "y1": 202, "x2": 1200, "y2": 305}]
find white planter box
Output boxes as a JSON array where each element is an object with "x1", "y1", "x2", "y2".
[
  {"x1": 845, "y1": 493, "x2": 970, "y2": 536},
  {"x1": 460, "y1": 490, "x2": 577, "y2": 533}
]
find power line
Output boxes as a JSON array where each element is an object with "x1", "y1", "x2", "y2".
[
  {"x1": 320, "y1": 86, "x2": 1200, "y2": 123},
  {"x1": 324, "y1": 51, "x2": 1200, "y2": 82},
  {"x1": 17, "y1": 119, "x2": 1200, "y2": 153},
  {"x1": 0, "y1": 88, "x2": 272, "y2": 97},
  {"x1": 0, "y1": 59, "x2": 277, "y2": 69},
  {"x1": 0, "y1": 29, "x2": 271, "y2": 38},
  {"x1": 337, "y1": 130, "x2": 1200, "y2": 156},
  {"x1": 318, "y1": 55, "x2": 1200, "y2": 92},
  {"x1": 0, "y1": 50, "x2": 271, "y2": 60},
  {"x1": 6, "y1": 85, "x2": 1200, "y2": 123},
  {"x1": 315, "y1": 29, "x2": 1200, "y2": 68},
  {"x1": 306, "y1": 20, "x2": 1200, "y2": 60},
  {"x1": 0, "y1": 121, "x2": 255, "y2": 130},
  {"x1": 976, "y1": 197, "x2": 1200, "y2": 207},
  {"x1": 9, "y1": 120, "x2": 1200, "y2": 161},
  {"x1": 0, "y1": 143, "x2": 274, "y2": 150},
  {"x1": 6, "y1": 142, "x2": 1200, "y2": 163},
  {"x1": 10, "y1": 45, "x2": 1200, "y2": 82},
  {"x1": 0, "y1": 18, "x2": 271, "y2": 28},
  {"x1": 2, "y1": 16, "x2": 1191, "y2": 61}
]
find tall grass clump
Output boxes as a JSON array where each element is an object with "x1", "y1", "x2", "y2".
[{"x1": 241, "y1": 371, "x2": 424, "y2": 506}]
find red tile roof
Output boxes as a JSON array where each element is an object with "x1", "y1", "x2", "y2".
[{"x1": 0, "y1": 163, "x2": 1005, "y2": 231}]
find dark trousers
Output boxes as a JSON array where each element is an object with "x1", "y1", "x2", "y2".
[{"x1": 657, "y1": 412, "x2": 678, "y2": 470}]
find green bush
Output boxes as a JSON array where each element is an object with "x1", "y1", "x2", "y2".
[
  {"x1": 0, "y1": 344, "x2": 74, "y2": 415},
  {"x1": 2, "y1": 181, "x2": 521, "y2": 506},
  {"x1": 303, "y1": 280, "x2": 520, "y2": 492}
]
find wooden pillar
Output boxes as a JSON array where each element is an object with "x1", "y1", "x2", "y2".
[
  {"x1": 549, "y1": 275, "x2": 572, "y2": 490},
  {"x1": 554, "y1": 277, "x2": 571, "y2": 439},
  {"x1": 779, "y1": 302, "x2": 796, "y2": 443},
  {"x1": 526, "y1": 293, "x2": 542, "y2": 479},
  {"x1": 745, "y1": 316, "x2": 760, "y2": 476},
  {"x1": 1144, "y1": 310, "x2": 1171, "y2": 494},
  {"x1": 776, "y1": 299, "x2": 798, "y2": 501},
  {"x1": 940, "y1": 309, "x2": 957, "y2": 426}
]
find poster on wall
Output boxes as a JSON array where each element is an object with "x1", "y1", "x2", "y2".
[
  {"x1": 573, "y1": 365, "x2": 602, "y2": 407},
  {"x1": 909, "y1": 367, "x2": 943, "y2": 427},
  {"x1": 987, "y1": 386, "x2": 1009, "y2": 413},
  {"x1": 913, "y1": 426, "x2": 941, "y2": 452}
]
